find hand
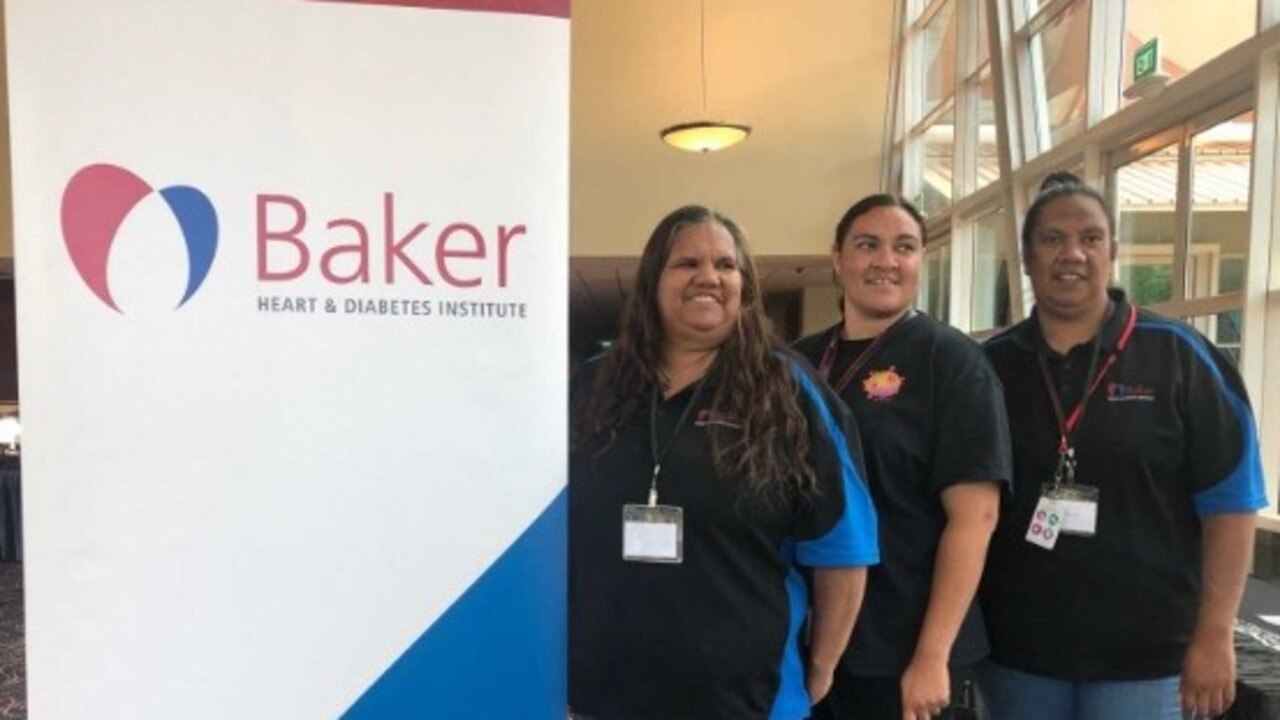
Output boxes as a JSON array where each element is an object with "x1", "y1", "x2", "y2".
[
  {"x1": 806, "y1": 662, "x2": 835, "y2": 706},
  {"x1": 900, "y1": 655, "x2": 950, "y2": 720},
  {"x1": 1181, "y1": 632, "x2": 1236, "y2": 718}
]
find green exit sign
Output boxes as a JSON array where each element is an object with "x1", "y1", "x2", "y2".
[{"x1": 1134, "y1": 37, "x2": 1161, "y2": 82}]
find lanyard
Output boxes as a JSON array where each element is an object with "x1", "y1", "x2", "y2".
[
  {"x1": 647, "y1": 377, "x2": 708, "y2": 506},
  {"x1": 817, "y1": 311, "x2": 914, "y2": 394},
  {"x1": 1035, "y1": 303, "x2": 1137, "y2": 481}
]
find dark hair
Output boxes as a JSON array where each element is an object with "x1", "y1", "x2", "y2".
[
  {"x1": 834, "y1": 194, "x2": 927, "y2": 249},
  {"x1": 574, "y1": 205, "x2": 818, "y2": 499},
  {"x1": 1021, "y1": 171, "x2": 1115, "y2": 249}
]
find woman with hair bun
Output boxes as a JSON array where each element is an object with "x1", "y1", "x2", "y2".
[
  {"x1": 977, "y1": 172, "x2": 1267, "y2": 719},
  {"x1": 569, "y1": 205, "x2": 880, "y2": 720}
]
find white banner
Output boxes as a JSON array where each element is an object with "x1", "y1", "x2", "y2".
[{"x1": 6, "y1": 0, "x2": 568, "y2": 717}]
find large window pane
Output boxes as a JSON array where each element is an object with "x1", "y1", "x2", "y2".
[
  {"x1": 1121, "y1": 0, "x2": 1254, "y2": 107},
  {"x1": 921, "y1": 242, "x2": 952, "y2": 321},
  {"x1": 1184, "y1": 311, "x2": 1242, "y2": 365},
  {"x1": 1116, "y1": 144, "x2": 1178, "y2": 304},
  {"x1": 1030, "y1": 0, "x2": 1090, "y2": 151},
  {"x1": 918, "y1": 106, "x2": 956, "y2": 216},
  {"x1": 972, "y1": 209, "x2": 1013, "y2": 331},
  {"x1": 923, "y1": 0, "x2": 957, "y2": 114},
  {"x1": 974, "y1": 68, "x2": 998, "y2": 191},
  {"x1": 1188, "y1": 112, "x2": 1253, "y2": 299}
]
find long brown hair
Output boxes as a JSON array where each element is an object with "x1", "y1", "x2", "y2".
[{"x1": 574, "y1": 205, "x2": 819, "y2": 499}]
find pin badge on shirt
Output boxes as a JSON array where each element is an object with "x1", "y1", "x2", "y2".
[{"x1": 1025, "y1": 497, "x2": 1064, "y2": 550}]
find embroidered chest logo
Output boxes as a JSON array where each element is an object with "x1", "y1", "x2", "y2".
[
  {"x1": 695, "y1": 409, "x2": 743, "y2": 429},
  {"x1": 1107, "y1": 381, "x2": 1156, "y2": 403},
  {"x1": 863, "y1": 366, "x2": 905, "y2": 402}
]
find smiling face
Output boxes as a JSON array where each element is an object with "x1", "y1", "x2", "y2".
[
  {"x1": 656, "y1": 220, "x2": 743, "y2": 352},
  {"x1": 832, "y1": 205, "x2": 923, "y2": 325},
  {"x1": 1024, "y1": 193, "x2": 1116, "y2": 322}
]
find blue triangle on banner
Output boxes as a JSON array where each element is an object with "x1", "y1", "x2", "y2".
[{"x1": 343, "y1": 488, "x2": 566, "y2": 719}]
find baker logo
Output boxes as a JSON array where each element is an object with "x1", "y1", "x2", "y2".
[
  {"x1": 1107, "y1": 381, "x2": 1156, "y2": 403},
  {"x1": 863, "y1": 366, "x2": 904, "y2": 402},
  {"x1": 61, "y1": 163, "x2": 218, "y2": 312}
]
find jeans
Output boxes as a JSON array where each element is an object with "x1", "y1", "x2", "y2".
[{"x1": 975, "y1": 661, "x2": 1185, "y2": 720}]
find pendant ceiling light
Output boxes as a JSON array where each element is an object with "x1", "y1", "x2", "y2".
[{"x1": 660, "y1": 0, "x2": 750, "y2": 153}]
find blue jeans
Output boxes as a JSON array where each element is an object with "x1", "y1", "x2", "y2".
[{"x1": 975, "y1": 661, "x2": 1185, "y2": 720}]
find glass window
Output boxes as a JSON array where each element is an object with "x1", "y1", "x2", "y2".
[
  {"x1": 1030, "y1": 0, "x2": 1091, "y2": 151},
  {"x1": 921, "y1": 241, "x2": 952, "y2": 321},
  {"x1": 923, "y1": 0, "x2": 958, "y2": 115},
  {"x1": 918, "y1": 106, "x2": 956, "y2": 216},
  {"x1": 1121, "y1": 0, "x2": 1255, "y2": 107},
  {"x1": 1184, "y1": 311, "x2": 1243, "y2": 365},
  {"x1": 1188, "y1": 112, "x2": 1253, "y2": 299},
  {"x1": 974, "y1": 67, "x2": 998, "y2": 192},
  {"x1": 972, "y1": 209, "x2": 1013, "y2": 331},
  {"x1": 1115, "y1": 144, "x2": 1178, "y2": 304}
]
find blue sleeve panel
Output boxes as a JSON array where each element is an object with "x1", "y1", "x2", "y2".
[
  {"x1": 1138, "y1": 320, "x2": 1269, "y2": 516},
  {"x1": 788, "y1": 360, "x2": 880, "y2": 568},
  {"x1": 767, "y1": 554, "x2": 815, "y2": 720}
]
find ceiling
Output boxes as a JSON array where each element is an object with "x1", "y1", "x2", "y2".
[{"x1": 569, "y1": 0, "x2": 895, "y2": 335}]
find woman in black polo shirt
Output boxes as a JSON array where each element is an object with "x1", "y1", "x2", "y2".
[
  {"x1": 978, "y1": 173, "x2": 1267, "y2": 719},
  {"x1": 795, "y1": 194, "x2": 1011, "y2": 720},
  {"x1": 569, "y1": 205, "x2": 880, "y2": 720}
]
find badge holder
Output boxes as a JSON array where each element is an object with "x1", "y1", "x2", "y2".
[
  {"x1": 1025, "y1": 448, "x2": 1100, "y2": 548},
  {"x1": 1044, "y1": 483, "x2": 1099, "y2": 537},
  {"x1": 622, "y1": 503, "x2": 684, "y2": 564}
]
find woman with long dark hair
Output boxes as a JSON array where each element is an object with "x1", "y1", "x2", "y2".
[{"x1": 569, "y1": 205, "x2": 879, "y2": 720}]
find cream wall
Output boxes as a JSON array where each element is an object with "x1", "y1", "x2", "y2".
[
  {"x1": 571, "y1": 0, "x2": 894, "y2": 260},
  {"x1": 1126, "y1": 0, "x2": 1256, "y2": 71}
]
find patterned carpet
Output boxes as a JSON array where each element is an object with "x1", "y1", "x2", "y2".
[{"x1": 0, "y1": 563, "x2": 24, "y2": 718}]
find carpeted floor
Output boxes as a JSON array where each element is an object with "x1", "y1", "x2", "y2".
[{"x1": 0, "y1": 563, "x2": 24, "y2": 718}]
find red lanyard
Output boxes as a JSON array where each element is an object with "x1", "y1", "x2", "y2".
[
  {"x1": 816, "y1": 312, "x2": 913, "y2": 394},
  {"x1": 1036, "y1": 304, "x2": 1137, "y2": 454}
]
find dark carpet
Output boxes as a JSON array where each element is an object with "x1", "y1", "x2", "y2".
[{"x1": 0, "y1": 563, "x2": 23, "y2": 718}]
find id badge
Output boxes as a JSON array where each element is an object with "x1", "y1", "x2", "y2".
[
  {"x1": 622, "y1": 504, "x2": 684, "y2": 564},
  {"x1": 1024, "y1": 496, "x2": 1064, "y2": 550},
  {"x1": 1043, "y1": 483, "x2": 1099, "y2": 536}
]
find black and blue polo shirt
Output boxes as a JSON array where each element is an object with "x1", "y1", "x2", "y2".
[
  {"x1": 794, "y1": 312, "x2": 1012, "y2": 677},
  {"x1": 568, "y1": 354, "x2": 880, "y2": 720},
  {"x1": 981, "y1": 288, "x2": 1269, "y2": 680}
]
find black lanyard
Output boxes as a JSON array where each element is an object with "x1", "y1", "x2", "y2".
[
  {"x1": 647, "y1": 377, "x2": 708, "y2": 506},
  {"x1": 817, "y1": 311, "x2": 915, "y2": 394},
  {"x1": 1035, "y1": 303, "x2": 1137, "y2": 479}
]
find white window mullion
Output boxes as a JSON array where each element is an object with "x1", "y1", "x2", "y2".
[
  {"x1": 1171, "y1": 131, "x2": 1194, "y2": 302},
  {"x1": 1244, "y1": 47, "x2": 1280, "y2": 516},
  {"x1": 882, "y1": 0, "x2": 909, "y2": 191},
  {"x1": 1026, "y1": 30, "x2": 1051, "y2": 158},
  {"x1": 951, "y1": 219, "x2": 976, "y2": 331},
  {"x1": 987, "y1": 1, "x2": 1029, "y2": 320},
  {"x1": 1088, "y1": 0, "x2": 1124, "y2": 127}
]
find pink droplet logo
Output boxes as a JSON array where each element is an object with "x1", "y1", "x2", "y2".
[{"x1": 61, "y1": 163, "x2": 218, "y2": 313}]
